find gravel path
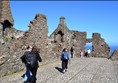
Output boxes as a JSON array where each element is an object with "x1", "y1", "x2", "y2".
[{"x1": 0, "y1": 57, "x2": 117, "y2": 83}]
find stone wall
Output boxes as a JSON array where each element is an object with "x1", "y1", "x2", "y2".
[
  {"x1": 26, "y1": 14, "x2": 53, "y2": 62},
  {"x1": 0, "y1": 0, "x2": 24, "y2": 44},
  {"x1": 0, "y1": 0, "x2": 111, "y2": 77},
  {"x1": 49, "y1": 17, "x2": 72, "y2": 57},
  {"x1": 0, "y1": 0, "x2": 14, "y2": 36},
  {"x1": 111, "y1": 49, "x2": 118, "y2": 60},
  {"x1": 0, "y1": 39, "x2": 25, "y2": 77},
  {"x1": 92, "y1": 33, "x2": 110, "y2": 57},
  {"x1": 0, "y1": 0, "x2": 14, "y2": 25},
  {"x1": 50, "y1": 17, "x2": 87, "y2": 57},
  {"x1": 0, "y1": 14, "x2": 57, "y2": 77},
  {"x1": 71, "y1": 31, "x2": 86, "y2": 56}
]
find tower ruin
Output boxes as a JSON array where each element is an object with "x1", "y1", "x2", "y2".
[{"x1": 0, "y1": 0, "x2": 14, "y2": 36}]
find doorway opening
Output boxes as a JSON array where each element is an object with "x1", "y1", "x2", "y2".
[{"x1": 85, "y1": 43, "x2": 93, "y2": 52}]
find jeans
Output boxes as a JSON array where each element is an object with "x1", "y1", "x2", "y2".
[{"x1": 23, "y1": 65, "x2": 31, "y2": 81}]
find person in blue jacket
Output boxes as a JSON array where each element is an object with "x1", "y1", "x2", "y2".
[{"x1": 61, "y1": 48, "x2": 70, "y2": 73}]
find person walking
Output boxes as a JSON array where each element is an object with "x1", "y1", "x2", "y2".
[
  {"x1": 28, "y1": 46, "x2": 42, "y2": 83},
  {"x1": 87, "y1": 49, "x2": 91, "y2": 57},
  {"x1": 61, "y1": 48, "x2": 70, "y2": 73},
  {"x1": 21, "y1": 46, "x2": 42, "y2": 83},
  {"x1": 21, "y1": 46, "x2": 32, "y2": 83},
  {"x1": 80, "y1": 49, "x2": 84, "y2": 58},
  {"x1": 70, "y1": 47, "x2": 74, "y2": 58}
]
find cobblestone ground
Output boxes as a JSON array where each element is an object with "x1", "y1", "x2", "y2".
[{"x1": 0, "y1": 57, "x2": 117, "y2": 83}]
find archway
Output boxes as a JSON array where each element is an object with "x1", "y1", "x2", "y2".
[
  {"x1": 2, "y1": 20, "x2": 12, "y2": 31},
  {"x1": 1, "y1": 20, "x2": 12, "y2": 36},
  {"x1": 55, "y1": 31, "x2": 64, "y2": 42},
  {"x1": 85, "y1": 42, "x2": 93, "y2": 53}
]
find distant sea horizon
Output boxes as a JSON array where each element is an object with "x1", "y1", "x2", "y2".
[
  {"x1": 110, "y1": 45, "x2": 118, "y2": 55},
  {"x1": 86, "y1": 45, "x2": 118, "y2": 55}
]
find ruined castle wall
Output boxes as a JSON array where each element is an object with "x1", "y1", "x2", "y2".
[
  {"x1": 110, "y1": 49, "x2": 118, "y2": 60},
  {"x1": 62, "y1": 25, "x2": 72, "y2": 49},
  {"x1": 49, "y1": 24, "x2": 69, "y2": 57},
  {"x1": 25, "y1": 14, "x2": 49, "y2": 61},
  {"x1": 92, "y1": 33, "x2": 110, "y2": 57},
  {"x1": 0, "y1": 14, "x2": 52, "y2": 77},
  {"x1": 0, "y1": 0, "x2": 112, "y2": 78},
  {"x1": 71, "y1": 31, "x2": 87, "y2": 56},
  {"x1": 49, "y1": 17, "x2": 87, "y2": 57},
  {"x1": 49, "y1": 17, "x2": 74, "y2": 57},
  {"x1": 0, "y1": 0, "x2": 24, "y2": 43},
  {"x1": 0, "y1": 0, "x2": 14, "y2": 25}
]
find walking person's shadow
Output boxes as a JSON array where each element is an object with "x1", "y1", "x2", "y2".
[{"x1": 55, "y1": 67, "x2": 63, "y2": 73}]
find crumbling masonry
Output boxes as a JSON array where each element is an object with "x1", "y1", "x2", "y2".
[{"x1": 0, "y1": 0, "x2": 110, "y2": 77}]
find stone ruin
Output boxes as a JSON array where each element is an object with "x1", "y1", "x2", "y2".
[
  {"x1": 110, "y1": 49, "x2": 118, "y2": 60},
  {"x1": 49, "y1": 17, "x2": 87, "y2": 56},
  {"x1": 0, "y1": 0, "x2": 112, "y2": 77},
  {"x1": 50, "y1": 17, "x2": 110, "y2": 58},
  {"x1": 0, "y1": 0, "x2": 24, "y2": 44},
  {"x1": 86, "y1": 33, "x2": 110, "y2": 57},
  {"x1": 0, "y1": 13, "x2": 56, "y2": 77}
]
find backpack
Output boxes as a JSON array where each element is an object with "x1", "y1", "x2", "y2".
[{"x1": 25, "y1": 52, "x2": 37, "y2": 68}]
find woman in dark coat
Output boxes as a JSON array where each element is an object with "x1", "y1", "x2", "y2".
[{"x1": 29, "y1": 46, "x2": 42, "y2": 83}]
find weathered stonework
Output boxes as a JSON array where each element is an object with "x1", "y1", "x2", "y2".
[
  {"x1": 26, "y1": 14, "x2": 52, "y2": 62},
  {"x1": 0, "y1": 14, "x2": 57, "y2": 77},
  {"x1": 0, "y1": 0, "x2": 111, "y2": 77},
  {"x1": 0, "y1": 0, "x2": 14, "y2": 25},
  {"x1": 50, "y1": 17, "x2": 87, "y2": 56},
  {"x1": 0, "y1": 0, "x2": 24, "y2": 44},
  {"x1": 111, "y1": 49, "x2": 118, "y2": 60},
  {"x1": 86, "y1": 33, "x2": 110, "y2": 57},
  {"x1": 49, "y1": 17, "x2": 72, "y2": 56},
  {"x1": 91, "y1": 33, "x2": 110, "y2": 57},
  {"x1": 0, "y1": 0, "x2": 13, "y2": 36}
]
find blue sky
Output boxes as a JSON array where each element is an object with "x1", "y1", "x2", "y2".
[{"x1": 10, "y1": 1, "x2": 118, "y2": 46}]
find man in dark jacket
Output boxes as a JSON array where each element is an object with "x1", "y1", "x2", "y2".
[{"x1": 21, "y1": 46, "x2": 32, "y2": 83}]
